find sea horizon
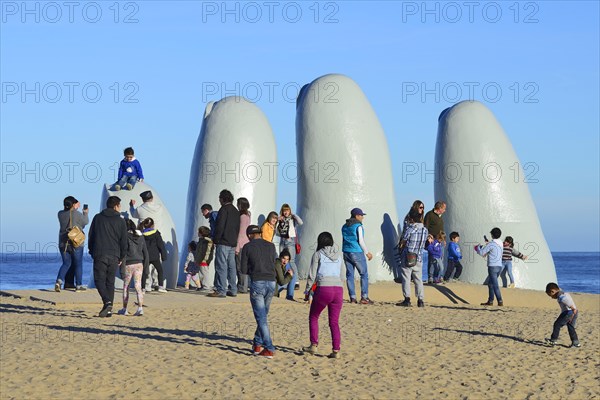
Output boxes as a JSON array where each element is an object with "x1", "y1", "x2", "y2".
[{"x1": 1, "y1": 251, "x2": 598, "y2": 295}]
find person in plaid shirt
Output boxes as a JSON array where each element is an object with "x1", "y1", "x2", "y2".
[{"x1": 397, "y1": 209, "x2": 429, "y2": 308}]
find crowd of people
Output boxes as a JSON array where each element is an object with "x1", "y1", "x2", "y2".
[{"x1": 54, "y1": 147, "x2": 581, "y2": 357}]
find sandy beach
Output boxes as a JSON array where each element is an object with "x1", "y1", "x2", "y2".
[{"x1": 1, "y1": 281, "x2": 598, "y2": 399}]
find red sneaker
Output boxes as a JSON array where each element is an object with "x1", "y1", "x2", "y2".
[
  {"x1": 252, "y1": 344, "x2": 263, "y2": 355},
  {"x1": 258, "y1": 348, "x2": 274, "y2": 359}
]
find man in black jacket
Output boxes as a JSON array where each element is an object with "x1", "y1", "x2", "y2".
[
  {"x1": 240, "y1": 225, "x2": 280, "y2": 358},
  {"x1": 88, "y1": 196, "x2": 128, "y2": 317},
  {"x1": 208, "y1": 189, "x2": 240, "y2": 298}
]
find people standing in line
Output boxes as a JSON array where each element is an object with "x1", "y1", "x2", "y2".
[
  {"x1": 118, "y1": 219, "x2": 149, "y2": 316},
  {"x1": 240, "y1": 225, "x2": 285, "y2": 359},
  {"x1": 183, "y1": 241, "x2": 202, "y2": 290},
  {"x1": 261, "y1": 211, "x2": 278, "y2": 242},
  {"x1": 140, "y1": 217, "x2": 168, "y2": 293},
  {"x1": 476, "y1": 227, "x2": 504, "y2": 306},
  {"x1": 397, "y1": 209, "x2": 428, "y2": 308},
  {"x1": 425, "y1": 231, "x2": 445, "y2": 284},
  {"x1": 394, "y1": 200, "x2": 425, "y2": 283},
  {"x1": 443, "y1": 232, "x2": 463, "y2": 282},
  {"x1": 235, "y1": 197, "x2": 251, "y2": 294},
  {"x1": 129, "y1": 190, "x2": 163, "y2": 221},
  {"x1": 423, "y1": 201, "x2": 446, "y2": 270},
  {"x1": 544, "y1": 282, "x2": 581, "y2": 348},
  {"x1": 208, "y1": 189, "x2": 240, "y2": 298},
  {"x1": 112, "y1": 147, "x2": 144, "y2": 191},
  {"x1": 277, "y1": 204, "x2": 304, "y2": 298},
  {"x1": 275, "y1": 248, "x2": 294, "y2": 297},
  {"x1": 302, "y1": 232, "x2": 344, "y2": 359},
  {"x1": 341, "y1": 208, "x2": 374, "y2": 305},
  {"x1": 55, "y1": 196, "x2": 89, "y2": 292},
  {"x1": 201, "y1": 204, "x2": 218, "y2": 239},
  {"x1": 501, "y1": 236, "x2": 528, "y2": 288},
  {"x1": 88, "y1": 196, "x2": 128, "y2": 317},
  {"x1": 196, "y1": 226, "x2": 215, "y2": 291}
]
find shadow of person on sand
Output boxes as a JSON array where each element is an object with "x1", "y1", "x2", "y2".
[
  {"x1": 432, "y1": 327, "x2": 551, "y2": 347},
  {"x1": 0, "y1": 303, "x2": 92, "y2": 319},
  {"x1": 429, "y1": 285, "x2": 470, "y2": 304},
  {"x1": 109, "y1": 324, "x2": 303, "y2": 356},
  {"x1": 428, "y1": 304, "x2": 510, "y2": 313}
]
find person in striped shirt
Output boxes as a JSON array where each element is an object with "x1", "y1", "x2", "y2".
[{"x1": 501, "y1": 236, "x2": 528, "y2": 288}]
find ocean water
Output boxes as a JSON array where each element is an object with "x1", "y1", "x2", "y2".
[{"x1": 0, "y1": 252, "x2": 598, "y2": 294}]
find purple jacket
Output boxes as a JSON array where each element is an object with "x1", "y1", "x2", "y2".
[{"x1": 426, "y1": 239, "x2": 442, "y2": 259}]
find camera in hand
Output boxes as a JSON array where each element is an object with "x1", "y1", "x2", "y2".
[{"x1": 83, "y1": 204, "x2": 88, "y2": 210}]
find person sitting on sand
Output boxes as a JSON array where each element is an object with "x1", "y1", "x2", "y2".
[
  {"x1": 302, "y1": 232, "x2": 344, "y2": 359},
  {"x1": 275, "y1": 248, "x2": 294, "y2": 298}
]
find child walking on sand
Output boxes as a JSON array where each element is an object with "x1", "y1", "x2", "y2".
[
  {"x1": 184, "y1": 241, "x2": 202, "y2": 290},
  {"x1": 545, "y1": 282, "x2": 581, "y2": 348},
  {"x1": 501, "y1": 236, "x2": 528, "y2": 288}
]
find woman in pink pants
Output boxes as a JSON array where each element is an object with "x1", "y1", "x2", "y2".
[{"x1": 303, "y1": 232, "x2": 343, "y2": 359}]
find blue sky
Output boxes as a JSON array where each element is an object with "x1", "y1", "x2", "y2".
[{"x1": 1, "y1": 0, "x2": 599, "y2": 253}]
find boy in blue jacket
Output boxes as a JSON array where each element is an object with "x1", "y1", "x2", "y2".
[
  {"x1": 113, "y1": 147, "x2": 144, "y2": 191},
  {"x1": 443, "y1": 232, "x2": 463, "y2": 282}
]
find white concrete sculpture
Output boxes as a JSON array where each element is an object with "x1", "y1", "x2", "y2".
[
  {"x1": 296, "y1": 74, "x2": 399, "y2": 281},
  {"x1": 181, "y1": 97, "x2": 277, "y2": 286},
  {"x1": 89, "y1": 182, "x2": 179, "y2": 289},
  {"x1": 435, "y1": 100, "x2": 557, "y2": 290}
]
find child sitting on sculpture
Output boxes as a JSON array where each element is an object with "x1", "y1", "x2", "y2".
[{"x1": 112, "y1": 147, "x2": 144, "y2": 191}]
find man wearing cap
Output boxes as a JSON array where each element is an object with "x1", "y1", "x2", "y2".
[
  {"x1": 88, "y1": 196, "x2": 128, "y2": 317},
  {"x1": 129, "y1": 190, "x2": 163, "y2": 221},
  {"x1": 240, "y1": 225, "x2": 283, "y2": 358},
  {"x1": 130, "y1": 190, "x2": 165, "y2": 291},
  {"x1": 341, "y1": 208, "x2": 374, "y2": 305}
]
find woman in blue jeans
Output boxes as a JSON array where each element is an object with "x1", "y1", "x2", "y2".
[
  {"x1": 276, "y1": 203, "x2": 303, "y2": 300},
  {"x1": 55, "y1": 196, "x2": 89, "y2": 292}
]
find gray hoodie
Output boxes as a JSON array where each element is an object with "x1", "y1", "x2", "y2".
[{"x1": 305, "y1": 246, "x2": 343, "y2": 291}]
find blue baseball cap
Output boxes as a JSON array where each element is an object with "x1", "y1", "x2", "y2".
[{"x1": 351, "y1": 208, "x2": 366, "y2": 216}]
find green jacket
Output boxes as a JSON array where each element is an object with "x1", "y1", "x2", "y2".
[{"x1": 275, "y1": 258, "x2": 293, "y2": 296}]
